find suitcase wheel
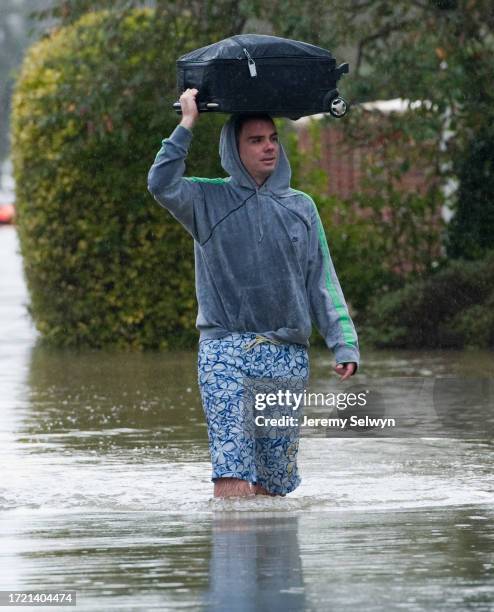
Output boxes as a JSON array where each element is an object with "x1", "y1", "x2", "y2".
[{"x1": 328, "y1": 97, "x2": 348, "y2": 118}]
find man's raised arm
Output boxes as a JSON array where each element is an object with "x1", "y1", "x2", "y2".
[{"x1": 147, "y1": 88, "x2": 205, "y2": 240}]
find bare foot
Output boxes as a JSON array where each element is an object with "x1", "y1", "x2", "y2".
[{"x1": 214, "y1": 478, "x2": 255, "y2": 498}]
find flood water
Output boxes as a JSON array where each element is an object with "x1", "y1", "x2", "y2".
[{"x1": 1, "y1": 224, "x2": 494, "y2": 611}]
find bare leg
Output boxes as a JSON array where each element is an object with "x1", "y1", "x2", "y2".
[{"x1": 214, "y1": 477, "x2": 255, "y2": 498}]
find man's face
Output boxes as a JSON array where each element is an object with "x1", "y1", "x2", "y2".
[{"x1": 237, "y1": 119, "x2": 279, "y2": 186}]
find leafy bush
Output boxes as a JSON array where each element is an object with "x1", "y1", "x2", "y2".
[
  {"x1": 361, "y1": 252, "x2": 494, "y2": 349},
  {"x1": 446, "y1": 124, "x2": 494, "y2": 261},
  {"x1": 11, "y1": 9, "x2": 225, "y2": 349}
]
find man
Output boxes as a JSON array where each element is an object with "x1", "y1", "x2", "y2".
[{"x1": 148, "y1": 88, "x2": 359, "y2": 498}]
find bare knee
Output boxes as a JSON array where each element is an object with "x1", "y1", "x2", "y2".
[{"x1": 214, "y1": 477, "x2": 254, "y2": 498}]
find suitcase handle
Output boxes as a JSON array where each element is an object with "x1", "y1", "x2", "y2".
[
  {"x1": 172, "y1": 101, "x2": 220, "y2": 114},
  {"x1": 335, "y1": 62, "x2": 349, "y2": 78}
]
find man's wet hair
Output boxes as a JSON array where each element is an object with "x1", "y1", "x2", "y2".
[{"x1": 233, "y1": 113, "x2": 276, "y2": 148}]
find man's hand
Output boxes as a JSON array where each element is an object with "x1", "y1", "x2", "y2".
[
  {"x1": 333, "y1": 362, "x2": 357, "y2": 381},
  {"x1": 179, "y1": 88, "x2": 199, "y2": 131}
]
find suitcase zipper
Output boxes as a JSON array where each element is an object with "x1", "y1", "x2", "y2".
[
  {"x1": 242, "y1": 48, "x2": 257, "y2": 77},
  {"x1": 231, "y1": 37, "x2": 258, "y2": 77}
]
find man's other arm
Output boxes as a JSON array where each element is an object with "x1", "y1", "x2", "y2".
[{"x1": 305, "y1": 200, "x2": 360, "y2": 378}]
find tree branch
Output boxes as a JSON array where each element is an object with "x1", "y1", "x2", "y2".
[{"x1": 355, "y1": 19, "x2": 416, "y2": 73}]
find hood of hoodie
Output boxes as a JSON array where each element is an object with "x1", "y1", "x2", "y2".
[{"x1": 219, "y1": 115, "x2": 292, "y2": 196}]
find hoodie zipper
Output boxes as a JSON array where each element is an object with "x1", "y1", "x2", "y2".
[{"x1": 255, "y1": 187, "x2": 263, "y2": 242}]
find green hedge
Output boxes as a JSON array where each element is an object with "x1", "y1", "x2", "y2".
[
  {"x1": 11, "y1": 9, "x2": 225, "y2": 349},
  {"x1": 446, "y1": 124, "x2": 494, "y2": 261},
  {"x1": 361, "y1": 252, "x2": 494, "y2": 349}
]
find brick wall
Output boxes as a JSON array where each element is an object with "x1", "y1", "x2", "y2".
[{"x1": 296, "y1": 122, "x2": 431, "y2": 200}]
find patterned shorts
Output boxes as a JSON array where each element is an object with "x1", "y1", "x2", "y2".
[{"x1": 197, "y1": 332, "x2": 309, "y2": 495}]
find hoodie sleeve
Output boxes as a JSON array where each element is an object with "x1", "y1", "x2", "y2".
[
  {"x1": 147, "y1": 124, "x2": 205, "y2": 241},
  {"x1": 306, "y1": 201, "x2": 360, "y2": 369}
]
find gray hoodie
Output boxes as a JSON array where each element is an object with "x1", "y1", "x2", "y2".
[{"x1": 147, "y1": 117, "x2": 360, "y2": 366}]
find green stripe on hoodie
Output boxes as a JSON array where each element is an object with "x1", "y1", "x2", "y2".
[{"x1": 291, "y1": 189, "x2": 357, "y2": 348}]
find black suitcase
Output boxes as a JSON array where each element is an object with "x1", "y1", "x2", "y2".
[{"x1": 172, "y1": 34, "x2": 349, "y2": 120}]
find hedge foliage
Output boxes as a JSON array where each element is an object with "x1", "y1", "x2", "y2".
[
  {"x1": 361, "y1": 252, "x2": 494, "y2": 349},
  {"x1": 11, "y1": 9, "x2": 226, "y2": 349},
  {"x1": 446, "y1": 123, "x2": 494, "y2": 261}
]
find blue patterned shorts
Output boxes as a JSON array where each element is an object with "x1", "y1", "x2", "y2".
[{"x1": 197, "y1": 332, "x2": 309, "y2": 495}]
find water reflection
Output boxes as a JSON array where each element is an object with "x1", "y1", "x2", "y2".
[
  {"x1": 205, "y1": 516, "x2": 305, "y2": 612},
  {"x1": 23, "y1": 343, "x2": 207, "y2": 451},
  {"x1": 0, "y1": 511, "x2": 213, "y2": 610},
  {"x1": 298, "y1": 505, "x2": 494, "y2": 611},
  {"x1": 2, "y1": 506, "x2": 493, "y2": 611}
]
